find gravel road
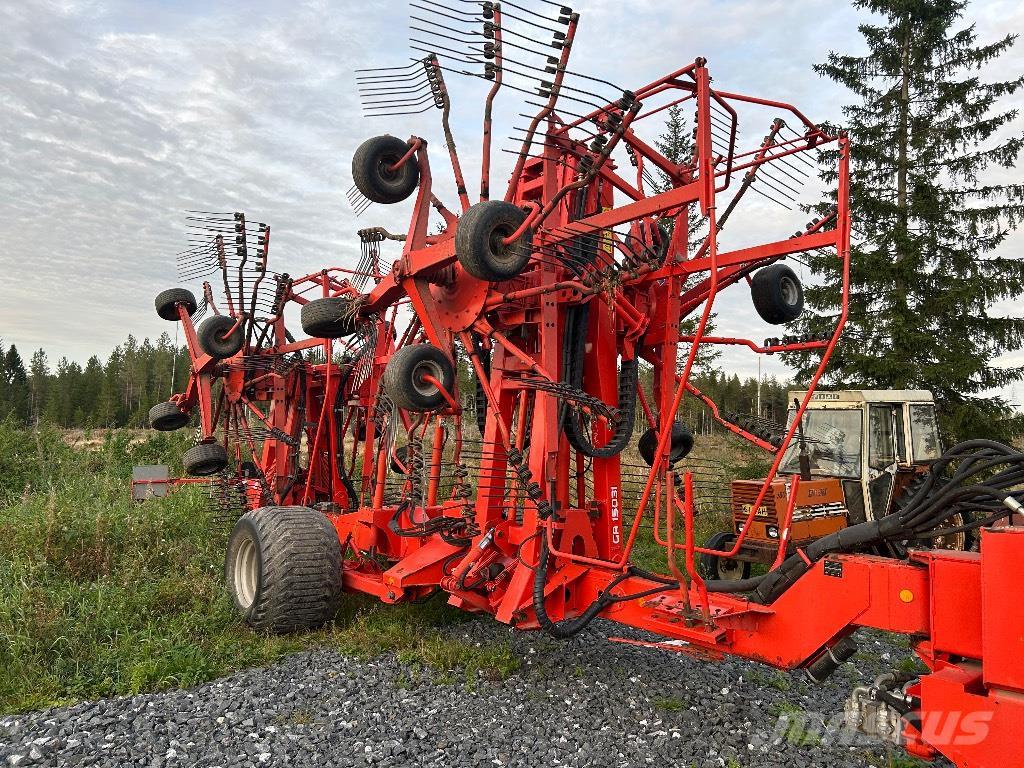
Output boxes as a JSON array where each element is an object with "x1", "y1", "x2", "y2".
[{"x1": 1, "y1": 618, "x2": 937, "y2": 768}]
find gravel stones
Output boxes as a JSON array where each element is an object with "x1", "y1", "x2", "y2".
[{"x1": 0, "y1": 620, "x2": 947, "y2": 767}]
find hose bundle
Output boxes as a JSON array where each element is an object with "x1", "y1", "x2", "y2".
[
  {"x1": 561, "y1": 302, "x2": 639, "y2": 458},
  {"x1": 754, "y1": 439, "x2": 1024, "y2": 604}
]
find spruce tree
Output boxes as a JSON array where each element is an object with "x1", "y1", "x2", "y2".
[
  {"x1": 0, "y1": 340, "x2": 6, "y2": 415},
  {"x1": 792, "y1": 0, "x2": 1024, "y2": 442},
  {"x1": 3, "y1": 345, "x2": 30, "y2": 423}
]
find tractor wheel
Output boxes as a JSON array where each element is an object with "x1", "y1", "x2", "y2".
[
  {"x1": 198, "y1": 315, "x2": 244, "y2": 359},
  {"x1": 750, "y1": 263, "x2": 803, "y2": 324},
  {"x1": 390, "y1": 444, "x2": 411, "y2": 473},
  {"x1": 455, "y1": 200, "x2": 533, "y2": 282},
  {"x1": 155, "y1": 288, "x2": 197, "y2": 321},
  {"x1": 148, "y1": 401, "x2": 190, "y2": 432},
  {"x1": 880, "y1": 474, "x2": 974, "y2": 555},
  {"x1": 224, "y1": 506, "x2": 343, "y2": 633},
  {"x1": 382, "y1": 344, "x2": 456, "y2": 412},
  {"x1": 700, "y1": 532, "x2": 752, "y2": 582},
  {"x1": 301, "y1": 297, "x2": 359, "y2": 339},
  {"x1": 183, "y1": 442, "x2": 228, "y2": 476},
  {"x1": 352, "y1": 135, "x2": 420, "y2": 204},
  {"x1": 638, "y1": 421, "x2": 694, "y2": 467}
]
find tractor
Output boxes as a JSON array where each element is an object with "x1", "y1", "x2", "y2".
[{"x1": 702, "y1": 390, "x2": 966, "y2": 580}]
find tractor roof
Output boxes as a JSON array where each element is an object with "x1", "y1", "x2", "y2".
[{"x1": 788, "y1": 389, "x2": 935, "y2": 405}]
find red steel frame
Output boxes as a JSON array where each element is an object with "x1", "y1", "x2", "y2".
[{"x1": 164, "y1": 57, "x2": 1024, "y2": 767}]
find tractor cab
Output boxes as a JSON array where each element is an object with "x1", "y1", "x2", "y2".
[
  {"x1": 779, "y1": 390, "x2": 941, "y2": 524},
  {"x1": 703, "y1": 390, "x2": 943, "y2": 581}
]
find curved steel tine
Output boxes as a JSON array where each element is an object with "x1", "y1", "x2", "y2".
[
  {"x1": 356, "y1": 69, "x2": 428, "y2": 84},
  {"x1": 354, "y1": 60, "x2": 422, "y2": 74},
  {"x1": 360, "y1": 91, "x2": 436, "y2": 108},
  {"x1": 411, "y1": 1, "x2": 483, "y2": 25},
  {"x1": 358, "y1": 78, "x2": 430, "y2": 95},
  {"x1": 410, "y1": 19, "x2": 483, "y2": 45},
  {"x1": 364, "y1": 104, "x2": 439, "y2": 117},
  {"x1": 410, "y1": 40, "x2": 486, "y2": 65},
  {"x1": 500, "y1": 0, "x2": 569, "y2": 24}
]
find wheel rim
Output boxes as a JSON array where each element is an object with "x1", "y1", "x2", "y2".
[
  {"x1": 717, "y1": 557, "x2": 744, "y2": 581},
  {"x1": 933, "y1": 513, "x2": 967, "y2": 551},
  {"x1": 411, "y1": 359, "x2": 445, "y2": 398},
  {"x1": 233, "y1": 537, "x2": 259, "y2": 609},
  {"x1": 377, "y1": 155, "x2": 400, "y2": 182},
  {"x1": 488, "y1": 223, "x2": 524, "y2": 267},
  {"x1": 779, "y1": 276, "x2": 799, "y2": 306}
]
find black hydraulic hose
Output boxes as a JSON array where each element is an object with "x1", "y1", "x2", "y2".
[
  {"x1": 561, "y1": 301, "x2": 639, "y2": 458},
  {"x1": 470, "y1": 332, "x2": 491, "y2": 437},
  {"x1": 275, "y1": 367, "x2": 306, "y2": 504},
  {"x1": 332, "y1": 359, "x2": 360, "y2": 510},
  {"x1": 755, "y1": 440, "x2": 1024, "y2": 604},
  {"x1": 532, "y1": 533, "x2": 645, "y2": 638}
]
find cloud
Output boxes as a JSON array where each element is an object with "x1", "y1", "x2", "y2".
[{"x1": 0, "y1": 0, "x2": 1020, "y2": 406}]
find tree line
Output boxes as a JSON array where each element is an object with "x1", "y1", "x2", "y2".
[
  {"x1": 0, "y1": 331, "x2": 791, "y2": 435},
  {"x1": 0, "y1": 336, "x2": 191, "y2": 429}
]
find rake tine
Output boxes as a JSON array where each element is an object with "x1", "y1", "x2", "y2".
[
  {"x1": 749, "y1": 182, "x2": 793, "y2": 210},
  {"x1": 410, "y1": 1, "x2": 483, "y2": 26},
  {"x1": 358, "y1": 80, "x2": 431, "y2": 96},
  {"x1": 361, "y1": 92, "x2": 438, "y2": 108},
  {"x1": 354, "y1": 60, "x2": 422, "y2": 76}
]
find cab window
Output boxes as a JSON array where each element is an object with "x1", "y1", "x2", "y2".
[
  {"x1": 868, "y1": 405, "x2": 897, "y2": 470},
  {"x1": 910, "y1": 404, "x2": 941, "y2": 461},
  {"x1": 781, "y1": 408, "x2": 863, "y2": 479}
]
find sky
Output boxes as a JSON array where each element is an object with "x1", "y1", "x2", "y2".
[{"x1": 1, "y1": 0, "x2": 1022, "y2": 404}]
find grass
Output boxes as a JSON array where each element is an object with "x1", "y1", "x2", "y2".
[
  {"x1": 652, "y1": 695, "x2": 688, "y2": 712},
  {"x1": 0, "y1": 420, "x2": 517, "y2": 715},
  {"x1": 0, "y1": 419, "x2": 762, "y2": 715},
  {"x1": 745, "y1": 668, "x2": 792, "y2": 692},
  {"x1": 625, "y1": 436, "x2": 772, "y2": 574}
]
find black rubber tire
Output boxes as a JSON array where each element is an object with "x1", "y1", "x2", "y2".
[
  {"x1": 352, "y1": 135, "x2": 419, "y2": 204},
  {"x1": 390, "y1": 444, "x2": 411, "y2": 473},
  {"x1": 301, "y1": 297, "x2": 359, "y2": 339},
  {"x1": 455, "y1": 200, "x2": 533, "y2": 282},
  {"x1": 638, "y1": 422, "x2": 695, "y2": 467},
  {"x1": 148, "y1": 401, "x2": 190, "y2": 432},
  {"x1": 224, "y1": 506, "x2": 343, "y2": 633},
  {"x1": 700, "y1": 531, "x2": 752, "y2": 581},
  {"x1": 155, "y1": 288, "x2": 197, "y2": 321},
  {"x1": 198, "y1": 315, "x2": 245, "y2": 359},
  {"x1": 751, "y1": 263, "x2": 804, "y2": 324},
  {"x1": 382, "y1": 345, "x2": 456, "y2": 412},
  {"x1": 183, "y1": 442, "x2": 229, "y2": 476}
]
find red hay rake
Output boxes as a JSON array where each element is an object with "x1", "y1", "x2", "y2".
[{"x1": 147, "y1": 5, "x2": 1024, "y2": 766}]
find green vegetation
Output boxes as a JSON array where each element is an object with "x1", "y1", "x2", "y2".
[
  {"x1": 792, "y1": 0, "x2": 1024, "y2": 442},
  {"x1": 745, "y1": 668, "x2": 793, "y2": 692},
  {"x1": 0, "y1": 421, "x2": 517, "y2": 715},
  {"x1": 652, "y1": 695, "x2": 688, "y2": 712},
  {"x1": 0, "y1": 335, "x2": 192, "y2": 429}
]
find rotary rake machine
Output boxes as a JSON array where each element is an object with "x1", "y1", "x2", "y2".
[{"x1": 147, "y1": 3, "x2": 1024, "y2": 765}]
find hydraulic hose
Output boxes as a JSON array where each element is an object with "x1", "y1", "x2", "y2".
[
  {"x1": 561, "y1": 302, "x2": 639, "y2": 458},
  {"x1": 755, "y1": 439, "x2": 1024, "y2": 604}
]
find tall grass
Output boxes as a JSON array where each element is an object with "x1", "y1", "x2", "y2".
[
  {"x1": 0, "y1": 420, "x2": 519, "y2": 715},
  {"x1": 0, "y1": 422, "x2": 301, "y2": 712},
  {"x1": 0, "y1": 420, "x2": 765, "y2": 714}
]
